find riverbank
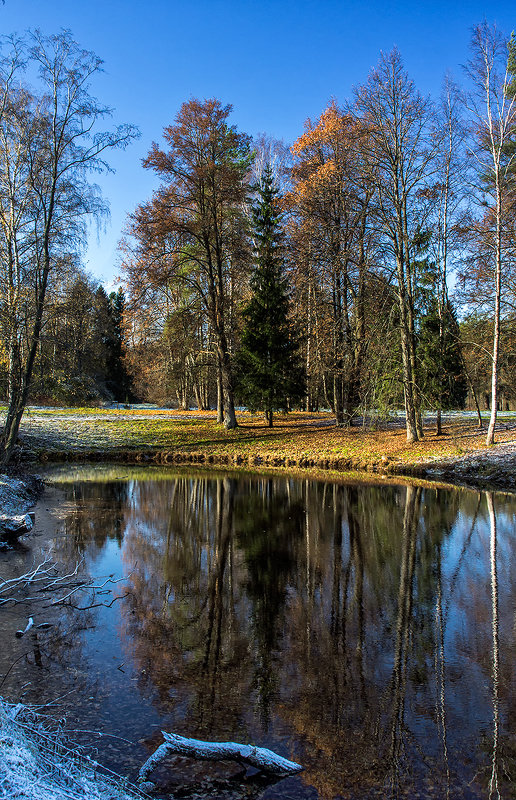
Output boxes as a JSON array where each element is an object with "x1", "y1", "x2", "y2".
[
  {"x1": 406, "y1": 442, "x2": 516, "y2": 491},
  {"x1": 7, "y1": 406, "x2": 516, "y2": 493},
  {"x1": 0, "y1": 473, "x2": 43, "y2": 546},
  {"x1": 0, "y1": 698, "x2": 148, "y2": 800},
  {"x1": 1, "y1": 469, "x2": 148, "y2": 800}
]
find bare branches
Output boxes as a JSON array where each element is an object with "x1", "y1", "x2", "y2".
[
  {"x1": 463, "y1": 22, "x2": 516, "y2": 444},
  {"x1": 0, "y1": 30, "x2": 139, "y2": 466},
  {"x1": 0, "y1": 556, "x2": 130, "y2": 609},
  {"x1": 354, "y1": 48, "x2": 439, "y2": 441}
]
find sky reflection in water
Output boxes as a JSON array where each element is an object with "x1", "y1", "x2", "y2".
[{"x1": 9, "y1": 467, "x2": 516, "y2": 799}]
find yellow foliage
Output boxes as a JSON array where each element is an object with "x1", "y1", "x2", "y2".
[{"x1": 0, "y1": 340, "x2": 8, "y2": 369}]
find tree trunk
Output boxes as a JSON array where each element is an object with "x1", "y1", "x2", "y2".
[
  {"x1": 218, "y1": 346, "x2": 237, "y2": 429},
  {"x1": 395, "y1": 249, "x2": 419, "y2": 443},
  {"x1": 193, "y1": 380, "x2": 202, "y2": 411},
  {"x1": 398, "y1": 309, "x2": 418, "y2": 442},
  {"x1": 2, "y1": 260, "x2": 51, "y2": 466},
  {"x1": 486, "y1": 184, "x2": 502, "y2": 446},
  {"x1": 334, "y1": 374, "x2": 345, "y2": 426},
  {"x1": 403, "y1": 207, "x2": 423, "y2": 441},
  {"x1": 305, "y1": 282, "x2": 312, "y2": 412},
  {"x1": 216, "y1": 361, "x2": 224, "y2": 423},
  {"x1": 332, "y1": 269, "x2": 346, "y2": 427}
]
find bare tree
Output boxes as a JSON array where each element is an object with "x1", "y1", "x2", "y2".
[
  {"x1": 464, "y1": 23, "x2": 516, "y2": 445},
  {"x1": 0, "y1": 30, "x2": 137, "y2": 464},
  {"x1": 134, "y1": 98, "x2": 251, "y2": 428},
  {"x1": 430, "y1": 75, "x2": 470, "y2": 434},
  {"x1": 288, "y1": 103, "x2": 375, "y2": 425},
  {"x1": 355, "y1": 49, "x2": 439, "y2": 442}
]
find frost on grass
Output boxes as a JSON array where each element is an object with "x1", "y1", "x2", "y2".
[{"x1": 0, "y1": 698, "x2": 148, "y2": 800}]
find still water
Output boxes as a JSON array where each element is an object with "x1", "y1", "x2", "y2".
[{"x1": 4, "y1": 466, "x2": 516, "y2": 798}]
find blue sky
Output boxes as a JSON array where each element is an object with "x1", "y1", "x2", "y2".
[{"x1": 2, "y1": 0, "x2": 514, "y2": 284}]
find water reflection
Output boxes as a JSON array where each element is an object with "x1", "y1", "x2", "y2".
[
  {"x1": 20, "y1": 469, "x2": 516, "y2": 798},
  {"x1": 486, "y1": 493, "x2": 500, "y2": 800}
]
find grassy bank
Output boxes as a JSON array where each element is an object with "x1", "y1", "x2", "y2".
[{"x1": 9, "y1": 406, "x2": 516, "y2": 477}]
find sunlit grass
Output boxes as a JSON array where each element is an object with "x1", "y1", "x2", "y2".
[{"x1": 11, "y1": 406, "x2": 516, "y2": 475}]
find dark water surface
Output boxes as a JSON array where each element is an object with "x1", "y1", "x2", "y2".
[{"x1": 3, "y1": 466, "x2": 516, "y2": 799}]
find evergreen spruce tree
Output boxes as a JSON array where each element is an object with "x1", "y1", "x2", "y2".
[
  {"x1": 237, "y1": 165, "x2": 304, "y2": 426},
  {"x1": 107, "y1": 288, "x2": 133, "y2": 402},
  {"x1": 418, "y1": 298, "x2": 467, "y2": 423}
]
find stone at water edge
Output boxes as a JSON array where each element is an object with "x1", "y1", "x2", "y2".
[{"x1": 0, "y1": 512, "x2": 35, "y2": 535}]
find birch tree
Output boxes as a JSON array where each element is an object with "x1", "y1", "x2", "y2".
[
  {"x1": 0, "y1": 31, "x2": 137, "y2": 464},
  {"x1": 464, "y1": 23, "x2": 516, "y2": 445}
]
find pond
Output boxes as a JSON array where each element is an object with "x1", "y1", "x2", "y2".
[{"x1": 2, "y1": 465, "x2": 516, "y2": 799}]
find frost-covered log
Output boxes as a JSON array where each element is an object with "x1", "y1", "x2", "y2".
[{"x1": 138, "y1": 732, "x2": 303, "y2": 782}]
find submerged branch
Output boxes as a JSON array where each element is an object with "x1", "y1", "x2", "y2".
[{"x1": 1, "y1": 557, "x2": 131, "y2": 609}]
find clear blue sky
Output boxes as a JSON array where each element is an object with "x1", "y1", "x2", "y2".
[{"x1": 2, "y1": 0, "x2": 514, "y2": 284}]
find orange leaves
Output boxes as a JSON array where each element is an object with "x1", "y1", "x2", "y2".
[
  {"x1": 288, "y1": 101, "x2": 369, "y2": 215},
  {"x1": 291, "y1": 160, "x2": 340, "y2": 203},
  {"x1": 291, "y1": 102, "x2": 355, "y2": 158}
]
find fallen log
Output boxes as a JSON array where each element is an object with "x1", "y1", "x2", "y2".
[{"x1": 138, "y1": 732, "x2": 303, "y2": 783}]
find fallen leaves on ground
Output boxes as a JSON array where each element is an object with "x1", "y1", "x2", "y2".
[{"x1": 9, "y1": 408, "x2": 516, "y2": 471}]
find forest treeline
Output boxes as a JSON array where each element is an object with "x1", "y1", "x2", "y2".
[
  {"x1": 0, "y1": 23, "x2": 515, "y2": 462},
  {"x1": 119, "y1": 22, "x2": 516, "y2": 444}
]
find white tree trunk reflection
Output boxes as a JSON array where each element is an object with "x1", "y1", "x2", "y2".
[
  {"x1": 486, "y1": 492, "x2": 500, "y2": 800},
  {"x1": 434, "y1": 541, "x2": 450, "y2": 799}
]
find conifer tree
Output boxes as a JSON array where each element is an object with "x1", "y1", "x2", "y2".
[
  {"x1": 418, "y1": 299, "x2": 467, "y2": 422},
  {"x1": 107, "y1": 289, "x2": 133, "y2": 402},
  {"x1": 237, "y1": 165, "x2": 304, "y2": 426}
]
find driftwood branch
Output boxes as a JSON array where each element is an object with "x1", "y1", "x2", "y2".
[
  {"x1": 138, "y1": 732, "x2": 303, "y2": 783},
  {"x1": 15, "y1": 617, "x2": 34, "y2": 637},
  {"x1": 1, "y1": 556, "x2": 130, "y2": 609}
]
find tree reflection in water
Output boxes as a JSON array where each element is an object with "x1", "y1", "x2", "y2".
[
  {"x1": 41, "y1": 468, "x2": 516, "y2": 799},
  {"x1": 486, "y1": 493, "x2": 499, "y2": 800}
]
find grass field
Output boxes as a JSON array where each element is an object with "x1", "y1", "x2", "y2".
[{"x1": 6, "y1": 406, "x2": 516, "y2": 475}]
